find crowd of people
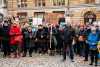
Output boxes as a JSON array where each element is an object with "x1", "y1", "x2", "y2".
[{"x1": 0, "y1": 19, "x2": 100, "y2": 66}]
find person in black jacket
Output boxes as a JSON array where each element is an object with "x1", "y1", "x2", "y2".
[
  {"x1": 55, "y1": 25, "x2": 63, "y2": 55},
  {"x1": 42, "y1": 26, "x2": 49, "y2": 54},
  {"x1": 36, "y1": 25, "x2": 44, "y2": 54},
  {"x1": 62, "y1": 25, "x2": 75, "y2": 62},
  {"x1": 2, "y1": 21, "x2": 10, "y2": 57},
  {"x1": 77, "y1": 26, "x2": 87, "y2": 57},
  {"x1": 22, "y1": 26, "x2": 36, "y2": 57},
  {"x1": 84, "y1": 26, "x2": 91, "y2": 61}
]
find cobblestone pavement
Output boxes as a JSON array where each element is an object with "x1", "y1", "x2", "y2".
[{"x1": 0, "y1": 53, "x2": 100, "y2": 67}]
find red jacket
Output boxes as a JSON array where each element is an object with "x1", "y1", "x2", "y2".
[{"x1": 9, "y1": 25, "x2": 23, "y2": 46}]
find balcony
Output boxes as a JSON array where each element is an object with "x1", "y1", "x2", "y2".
[
  {"x1": 17, "y1": 4, "x2": 96, "y2": 10},
  {"x1": 16, "y1": 2, "x2": 100, "y2": 13}
]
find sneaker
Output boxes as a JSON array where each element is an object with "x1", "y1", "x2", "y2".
[
  {"x1": 89, "y1": 63, "x2": 93, "y2": 65},
  {"x1": 29, "y1": 55, "x2": 32, "y2": 57},
  {"x1": 95, "y1": 64, "x2": 98, "y2": 66},
  {"x1": 71, "y1": 60, "x2": 75, "y2": 62}
]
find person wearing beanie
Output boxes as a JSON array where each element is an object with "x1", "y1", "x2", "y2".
[
  {"x1": 9, "y1": 22, "x2": 23, "y2": 58},
  {"x1": 22, "y1": 26, "x2": 36, "y2": 57},
  {"x1": 87, "y1": 26, "x2": 99, "y2": 66},
  {"x1": 2, "y1": 21, "x2": 10, "y2": 57}
]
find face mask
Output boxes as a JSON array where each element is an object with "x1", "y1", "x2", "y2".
[
  {"x1": 4, "y1": 23, "x2": 8, "y2": 26},
  {"x1": 92, "y1": 30, "x2": 96, "y2": 34},
  {"x1": 28, "y1": 29, "x2": 32, "y2": 32}
]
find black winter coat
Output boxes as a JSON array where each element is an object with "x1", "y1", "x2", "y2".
[{"x1": 63, "y1": 27, "x2": 75, "y2": 43}]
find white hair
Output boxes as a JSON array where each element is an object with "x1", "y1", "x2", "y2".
[
  {"x1": 93, "y1": 21, "x2": 98, "y2": 26},
  {"x1": 91, "y1": 26, "x2": 96, "y2": 31}
]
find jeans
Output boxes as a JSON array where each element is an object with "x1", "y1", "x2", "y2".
[
  {"x1": 69, "y1": 44, "x2": 74, "y2": 60},
  {"x1": 84, "y1": 43, "x2": 89, "y2": 60},
  {"x1": 63, "y1": 42, "x2": 74, "y2": 60},
  {"x1": 78, "y1": 41, "x2": 85, "y2": 56},
  {"x1": 90, "y1": 49, "x2": 98, "y2": 65}
]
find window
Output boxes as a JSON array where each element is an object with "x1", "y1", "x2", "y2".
[
  {"x1": 17, "y1": 0, "x2": 27, "y2": 8},
  {"x1": 4, "y1": 0, "x2": 7, "y2": 4},
  {"x1": 17, "y1": 12, "x2": 27, "y2": 21},
  {"x1": 34, "y1": 12, "x2": 45, "y2": 18},
  {"x1": 85, "y1": 0, "x2": 95, "y2": 4},
  {"x1": 35, "y1": 0, "x2": 45, "y2": 7},
  {"x1": 53, "y1": 0, "x2": 65, "y2": 6}
]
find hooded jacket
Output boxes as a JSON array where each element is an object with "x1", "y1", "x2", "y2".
[
  {"x1": 87, "y1": 32, "x2": 99, "y2": 50},
  {"x1": 9, "y1": 25, "x2": 22, "y2": 45}
]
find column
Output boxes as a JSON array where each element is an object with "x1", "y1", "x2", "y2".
[
  {"x1": 2, "y1": 0, "x2": 5, "y2": 6},
  {"x1": 0, "y1": 0, "x2": 3, "y2": 6}
]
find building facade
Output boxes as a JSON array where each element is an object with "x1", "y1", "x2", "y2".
[{"x1": 7, "y1": 0, "x2": 100, "y2": 25}]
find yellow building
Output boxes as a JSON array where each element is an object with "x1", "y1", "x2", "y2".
[{"x1": 7, "y1": 0, "x2": 100, "y2": 25}]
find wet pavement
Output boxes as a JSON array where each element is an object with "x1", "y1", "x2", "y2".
[{"x1": 0, "y1": 53, "x2": 99, "y2": 67}]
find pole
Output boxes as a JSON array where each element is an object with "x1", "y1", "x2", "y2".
[
  {"x1": 65, "y1": 0, "x2": 70, "y2": 24},
  {"x1": 50, "y1": 24, "x2": 52, "y2": 49},
  {"x1": 65, "y1": 0, "x2": 70, "y2": 17},
  {"x1": 67, "y1": 0, "x2": 70, "y2": 16}
]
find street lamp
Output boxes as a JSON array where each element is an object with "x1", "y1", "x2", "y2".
[
  {"x1": 64, "y1": 0, "x2": 71, "y2": 25},
  {"x1": 65, "y1": 0, "x2": 70, "y2": 16},
  {"x1": 67, "y1": 0, "x2": 70, "y2": 16}
]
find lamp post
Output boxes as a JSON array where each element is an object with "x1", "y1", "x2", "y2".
[
  {"x1": 65, "y1": 0, "x2": 71, "y2": 25},
  {"x1": 67, "y1": 0, "x2": 70, "y2": 16},
  {"x1": 65, "y1": 0, "x2": 70, "y2": 16}
]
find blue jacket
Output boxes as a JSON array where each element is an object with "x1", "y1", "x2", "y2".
[{"x1": 87, "y1": 32, "x2": 99, "y2": 50}]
